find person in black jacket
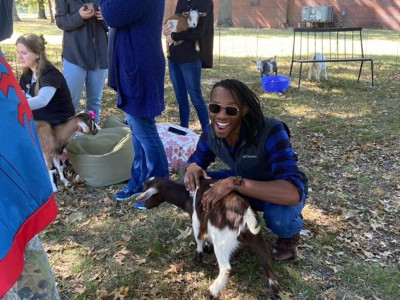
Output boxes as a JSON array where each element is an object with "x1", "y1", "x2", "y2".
[
  {"x1": 16, "y1": 33, "x2": 75, "y2": 125},
  {"x1": 163, "y1": 0, "x2": 214, "y2": 131}
]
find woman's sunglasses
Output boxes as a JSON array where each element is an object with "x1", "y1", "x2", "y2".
[{"x1": 208, "y1": 103, "x2": 240, "y2": 116}]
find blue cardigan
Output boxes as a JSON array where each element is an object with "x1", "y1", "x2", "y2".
[{"x1": 101, "y1": 0, "x2": 166, "y2": 118}]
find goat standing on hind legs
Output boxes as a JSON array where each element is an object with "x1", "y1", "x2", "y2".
[
  {"x1": 136, "y1": 177, "x2": 281, "y2": 299},
  {"x1": 35, "y1": 111, "x2": 98, "y2": 192}
]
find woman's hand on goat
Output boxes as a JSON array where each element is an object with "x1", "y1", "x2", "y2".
[
  {"x1": 162, "y1": 21, "x2": 173, "y2": 36},
  {"x1": 184, "y1": 163, "x2": 210, "y2": 192},
  {"x1": 202, "y1": 178, "x2": 232, "y2": 211},
  {"x1": 166, "y1": 35, "x2": 174, "y2": 45}
]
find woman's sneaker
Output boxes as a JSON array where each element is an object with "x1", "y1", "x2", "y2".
[{"x1": 113, "y1": 185, "x2": 141, "y2": 201}]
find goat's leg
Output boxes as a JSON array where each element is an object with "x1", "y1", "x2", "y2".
[
  {"x1": 53, "y1": 155, "x2": 69, "y2": 186},
  {"x1": 316, "y1": 66, "x2": 321, "y2": 82},
  {"x1": 48, "y1": 169, "x2": 58, "y2": 192},
  {"x1": 208, "y1": 227, "x2": 239, "y2": 298},
  {"x1": 194, "y1": 41, "x2": 200, "y2": 52},
  {"x1": 323, "y1": 65, "x2": 328, "y2": 80},
  {"x1": 42, "y1": 153, "x2": 58, "y2": 192},
  {"x1": 243, "y1": 231, "x2": 280, "y2": 296},
  {"x1": 192, "y1": 213, "x2": 205, "y2": 264},
  {"x1": 307, "y1": 65, "x2": 313, "y2": 80}
]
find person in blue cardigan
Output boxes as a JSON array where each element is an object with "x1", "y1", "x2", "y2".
[
  {"x1": 100, "y1": 0, "x2": 169, "y2": 202},
  {"x1": 0, "y1": 1, "x2": 59, "y2": 297}
]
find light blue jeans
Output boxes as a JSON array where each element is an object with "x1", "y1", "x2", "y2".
[
  {"x1": 125, "y1": 113, "x2": 169, "y2": 192},
  {"x1": 62, "y1": 58, "x2": 107, "y2": 123},
  {"x1": 168, "y1": 59, "x2": 209, "y2": 130},
  {"x1": 207, "y1": 169, "x2": 305, "y2": 238}
]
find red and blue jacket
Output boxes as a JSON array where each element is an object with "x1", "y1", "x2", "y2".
[{"x1": 0, "y1": 52, "x2": 58, "y2": 296}]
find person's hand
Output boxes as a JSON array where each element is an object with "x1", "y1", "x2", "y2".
[
  {"x1": 184, "y1": 163, "x2": 210, "y2": 192},
  {"x1": 79, "y1": 4, "x2": 95, "y2": 20},
  {"x1": 162, "y1": 21, "x2": 173, "y2": 36},
  {"x1": 95, "y1": 6, "x2": 103, "y2": 21},
  {"x1": 202, "y1": 177, "x2": 232, "y2": 212},
  {"x1": 166, "y1": 35, "x2": 174, "y2": 45}
]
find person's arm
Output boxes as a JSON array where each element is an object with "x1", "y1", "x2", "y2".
[
  {"x1": 202, "y1": 122, "x2": 307, "y2": 210},
  {"x1": 183, "y1": 129, "x2": 215, "y2": 192},
  {"x1": 27, "y1": 86, "x2": 56, "y2": 110}
]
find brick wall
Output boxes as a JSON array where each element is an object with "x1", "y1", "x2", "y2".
[{"x1": 164, "y1": 0, "x2": 400, "y2": 29}]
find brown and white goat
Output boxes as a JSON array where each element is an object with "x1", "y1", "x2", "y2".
[
  {"x1": 35, "y1": 112, "x2": 98, "y2": 192},
  {"x1": 136, "y1": 177, "x2": 280, "y2": 299},
  {"x1": 165, "y1": 9, "x2": 207, "y2": 52}
]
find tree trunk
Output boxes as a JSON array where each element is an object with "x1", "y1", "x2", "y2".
[
  {"x1": 48, "y1": 0, "x2": 54, "y2": 23},
  {"x1": 217, "y1": 0, "x2": 233, "y2": 27},
  {"x1": 38, "y1": 0, "x2": 47, "y2": 19},
  {"x1": 13, "y1": 0, "x2": 21, "y2": 21}
]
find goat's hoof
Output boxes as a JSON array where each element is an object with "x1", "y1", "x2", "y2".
[
  {"x1": 205, "y1": 289, "x2": 219, "y2": 300},
  {"x1": 194, "y1": 252, "x2": 203, "y2": 265},
  {"x1": 270, "y1": 285, "x2": 281, "y2": 300},
  {"x1": 203, "y1": 243, "x2": 214, "y2": 254}
]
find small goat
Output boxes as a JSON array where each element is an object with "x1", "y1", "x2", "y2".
[
  {"x1": 35, "y1": 111, "x2": 98, "y2": 192},
  {"x1": 308, "y1": 52, "x2": 328, "y2": 82},
  {"x1": 253, "y1": 57, "x2": 278, "y2": 77},
  {"x1": 166, "y1": 9, "x2": 207, "y2": 52},
  {"x1": 136, "y1": 177, "x2": 280, "y2": 299}
]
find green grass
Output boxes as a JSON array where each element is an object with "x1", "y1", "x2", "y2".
[{"x1": 2, "y1": 18, "x2": 400, "y2": 299}]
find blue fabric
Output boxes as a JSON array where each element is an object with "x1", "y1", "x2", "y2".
[
  {"x1": 168, "y1": 59, "x2": 209, "y2": 130},
  {"x1": 0, "y1": 52, "x2": 54, "y2": 259},
  {"x1": 124, "y1": 113, "x2": 169, "y2": 192},
  {"x1": 101, "y1": 0, "x2": 165, "y2": 118},
  {"x1": 62, "y1": 58, "x2": 107, "y2": 123}
]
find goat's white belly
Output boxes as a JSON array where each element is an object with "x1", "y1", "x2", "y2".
[{"x1": 169, "y1": 19, "x2": 178, "y2": 32}]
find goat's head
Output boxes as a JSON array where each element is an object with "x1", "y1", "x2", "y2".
[
  {"x1": 75, "y1": 110, "x2": 99, "y2": 135},
  {"x1": 136, "y1": 177, "x2": 190, "y2": 210},
  {"x1": 252, "y1": 58, "x2": 263, "y2": 71},
  {"x1": 135, "y1": 177, "x2": 169, "y2": 209},
  {"x1": 182, "y1": 9, "x2": 207, "y2": 28}
]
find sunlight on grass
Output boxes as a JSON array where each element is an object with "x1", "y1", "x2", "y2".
[{"x1": 338, "y1": 262, "x2": 400, "y2": 299}]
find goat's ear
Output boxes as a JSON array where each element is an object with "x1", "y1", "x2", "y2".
[
  {"x1": 182, "y1": 11, "x2": 189, "y2": 17},
  {"x1": 199, "y1": 12, "x2": 207, "y2": 17}
]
